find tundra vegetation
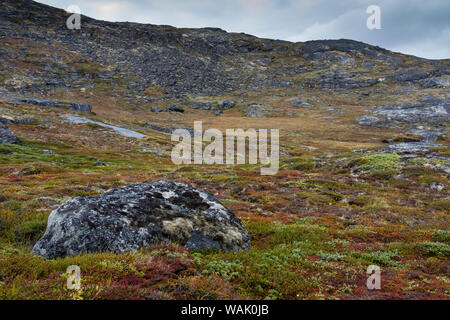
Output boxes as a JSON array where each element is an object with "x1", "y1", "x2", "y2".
[{"x1": 0, "y1": 0, "x2": 448, "y2": 300}]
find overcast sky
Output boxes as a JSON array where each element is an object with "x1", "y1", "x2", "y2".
[{"x1": 37, "y1": 0, "x2": 450, "y2": 59}]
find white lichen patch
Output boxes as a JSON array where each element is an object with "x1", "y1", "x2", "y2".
[{"x1": 162, "y1": 217, "x2": 194, "y2": 241}]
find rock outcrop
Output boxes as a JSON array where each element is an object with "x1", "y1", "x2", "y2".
[
  {"x1": 305, "y1": 72, "x2": 379, "y2": 90},
  {"x1": 32, "y1": 181, "x2": 251, "y2": 259},
  {"x1": 393, "y1": 69, "x2": 428, "y2": 82},
  {"x1": 8, "y1": 97, "x2": 92, "y2": 114},
  {"x1": 0, "y1": 122, "x2": 17, "y2": 144}
]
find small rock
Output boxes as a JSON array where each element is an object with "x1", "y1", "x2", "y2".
[{"x1": 150, "y1": 106, "x2": 162, "y2": 113}]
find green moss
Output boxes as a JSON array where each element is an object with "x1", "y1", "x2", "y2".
[
  {"x1": 359, "y1": 153, "x2": 400, "y2": 173},
  {"x1": 433, "y1": 230, "x2": 450, "y2": 244},
  {"x1": 296, "y1": 191, "x2": 334, "y2": 206},
  {"x1": 289, "y1": 157, "x2": 315, "y2": 171},
  {"x1": 413, "y1": 242, "x2": 450, "y2": 259},
  {"x1": 349, "y1": 195, "x2": 371, "y2": 207},
  {"x1": 359, "y1": 250, "x2": 400, "y2": 267},
  {"x1": 316, "y1": 250, "x2": 345, "y2": 262},
  {"x1": 13, "y1": 219, "x2": 47, "y2": 244},
  {"x1": 297, "y1": 178, "x2": 344, "y2": 191},
  {"x1": 0, "y1": 74, "x2": 11, "y2": 83}
]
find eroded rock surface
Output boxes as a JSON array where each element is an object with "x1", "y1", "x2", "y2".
[
  {"x1": 0, "y1": 122, "x2": 17, "y2": 144},
  {"x1": 32, "y1": 181, "x2": 251, "y2": 259},
  {"x1": 8, "y1": 97, "x2": 92, "y2": 113}
]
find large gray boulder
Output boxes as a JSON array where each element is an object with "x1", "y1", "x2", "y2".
[
  {"x1": 0, "y1": 123, "x2": 18, "y2": 144},
  {"x1": 32, "y1": 181, "x2": 251, "y2": 259}
]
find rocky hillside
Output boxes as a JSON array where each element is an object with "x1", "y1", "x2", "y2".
[{"x1": 1, "y1": 0, "x2": 449, "y2": 97}]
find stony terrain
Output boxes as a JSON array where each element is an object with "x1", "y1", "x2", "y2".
[{"x1": 0, "y1": 0, "x2": 448, "y2": 300}]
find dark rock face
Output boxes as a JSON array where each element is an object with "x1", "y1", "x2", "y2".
[
  {"x1": 168, "y1": 105, "x2": 185, "y2": 113},
  {"x1": 9, "y1": 97, "x2": 92, "y2": 113},
  {"x1": 393, "y1": 69, "x2": 428, "y2": 82},
  {"x1": 0, "y1": 122, "x2": 17, "y2": 144},
  {"x1": 69, "y1": 102, "x2": 92, "y2": 113},
  {"x1": 32, "y1": 181, "x2": 251, "y2": 259}
]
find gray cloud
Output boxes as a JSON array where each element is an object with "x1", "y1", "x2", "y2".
[{"x1": 37, "y1": 0, "x2": 450, "y2": 59}]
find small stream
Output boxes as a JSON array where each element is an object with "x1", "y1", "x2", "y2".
[{"x1": 59, "y1": 114, "x2": 146, "y2": 139}]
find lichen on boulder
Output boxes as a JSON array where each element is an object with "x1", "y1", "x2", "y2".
[{"x1": 32, "y1": 181, "x2": 251, "y2": 259}]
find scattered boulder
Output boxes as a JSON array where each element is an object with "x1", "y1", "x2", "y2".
[
  {"x1": 290, "y1": 98, "x2": 313, "y2": 109},
  {"x1": 168, "y1": 105, "x2": 185, "y2": 113},
  {"x1": 192, "y1": 101, "x2": 213, "y2": 111},
  {"x1": 32, "y1": 181, "x2": 251, "y2": 259},
  {"x1": 244, "y1": 103, "x2": 267, "y2": 118},
  {"x1": 191, "y1": 100, "x2": 236, "y2": 115},
  {"x1": 150, "y1": 106, "x2": 162, "y2": 113},
  {"x1": 0, "y1": 122, "x2": 18, "y2": 144},
  {"x1": 220, "y1": 100, "x2": 236, "y2": 110}
]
